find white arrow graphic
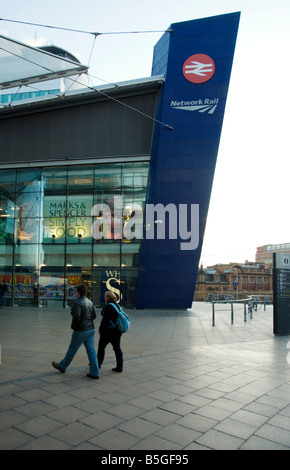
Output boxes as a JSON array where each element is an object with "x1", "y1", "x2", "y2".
[
  {"x1": 173, "y1": 105, "x2": 217, "y2": 114},
  {"x1": 184, "y1": 61, "x2": 213, "y2": 76}
]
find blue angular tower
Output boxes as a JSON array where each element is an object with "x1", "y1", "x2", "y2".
[{"x1": 136, "y1": 13, "x2": 240, "y2": 308}]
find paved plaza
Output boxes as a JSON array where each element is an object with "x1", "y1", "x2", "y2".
[{"x1": 1, "y1": 301, "x2": 290, "y2": 450}]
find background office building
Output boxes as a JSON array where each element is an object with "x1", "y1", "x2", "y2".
[{"x1": 0, "y1": 13, "x2": 240, "y2": 309}]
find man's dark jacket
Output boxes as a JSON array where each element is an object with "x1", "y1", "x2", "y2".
[{"x1": 70, "y1": 296, "x2": 96, "y2": 331}]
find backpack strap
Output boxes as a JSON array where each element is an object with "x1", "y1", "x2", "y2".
[{"x1": 108, "y1": 303, "x2": 121, "y2": 328}]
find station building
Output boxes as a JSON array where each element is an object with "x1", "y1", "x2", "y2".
[{"x1": 0, "y1": 13, "x2": 240, "y2": 309}]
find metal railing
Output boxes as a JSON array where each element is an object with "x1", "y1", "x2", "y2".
[{"x1": 210, "y1": 296, "x2": 271, "y2": 326}]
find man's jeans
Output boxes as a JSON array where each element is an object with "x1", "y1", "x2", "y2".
[{"x1": 59, "y1": 329, "x2": 99, "y2": 377}]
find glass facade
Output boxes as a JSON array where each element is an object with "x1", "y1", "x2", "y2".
[
  {"x1": 0, "y1": 89, "x2": 60, "y2": 105},
  {"x1": 0, "y1": 162, "x2": 149, "y2": 308}
]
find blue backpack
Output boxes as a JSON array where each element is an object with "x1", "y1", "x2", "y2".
[{"x1": 109, "y1": 303, "x2": 130, "y2": 333}]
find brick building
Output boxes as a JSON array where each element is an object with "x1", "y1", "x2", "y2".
[
  {"x1": 194, "y1": 261, "x2": 273, "y2": 301},
  {"x1": 256, "y1": 243, "x2": 290, "y2": 268}
]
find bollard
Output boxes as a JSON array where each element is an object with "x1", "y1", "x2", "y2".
[
  {"x1": 212, "y1": 303, "x2": 215, "y2": 326},
  {"x1": 231, "y1": 302, "x2": 234, "y2": 324},
  {"x1": 248, "y1": 300, "x2": 253, "y2": 319}
]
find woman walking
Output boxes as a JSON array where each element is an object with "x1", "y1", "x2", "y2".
[{"x1": 97, "y1": 291, "x2": 123, "y2": 372}]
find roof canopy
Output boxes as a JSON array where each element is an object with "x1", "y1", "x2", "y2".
[{"x1": 0, "y1": 35, "x2": 88, "y2": 90}]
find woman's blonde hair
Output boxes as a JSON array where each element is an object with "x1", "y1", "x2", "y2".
[{"x1": 105, "y1": 291, "x2": 117, "y2": 302}]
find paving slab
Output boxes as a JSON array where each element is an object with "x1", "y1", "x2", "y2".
[{"x1": 0, "y1": 301, "x2": 290, "y2": 451}]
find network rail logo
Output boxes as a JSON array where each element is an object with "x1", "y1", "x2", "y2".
[
  {"x1": 171, "y1": 98, "x2": 219, "y2": 114},
  {"x1": 183, "y1": 53, "x2": 215, "y2": 84},
  {"x1": 172, "y1": 53, "x2": 218, "y2": 114}
]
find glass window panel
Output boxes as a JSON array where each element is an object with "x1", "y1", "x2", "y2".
[
  {"x1": 66, "y1": 265, "x2": 84, "y2": 305},
  {"x1": 42, "y1": 217, "x2": 65, "y2": 243},
  {"x1": 0, "y1": 171, "x2": 17, "y2": 245},
  {"x1": 42, "y1": 193, "x2": 67, "y2": 242},
  {"x1": 39, "y1": 248, "x2": 65, "y2": 306},
  {"x1": 94, "y1": 164, "x2": 121, "y2": 191},
  {"x1": 121, "y1": 242, "x2": 141, "y2": 267},
  {"x1": 13, "y1": 265, "x2": 36, "y2": 305},
  {"x1": 39, "y1": 263, "x2": 65, "y2": 306},
  {"x1": 15, "y1": 170, "x2": 42, "y2": 245},
  {"x1": 15, "y1": 244, "x2": 39, "y2": 269},
  {"x1": 42, "y1": 244, "x2": 65, "y2": 267},
  {"x1": 17, "y1": 217, "x2": 40, "y2": 244},
  {"x1": 123, "y1": 190, "x2": 146, "y2": 242},
  {"x1": 123, "y1": 189, "x2": 147, "y2": 204},
  {"x1": 66, "y1": 244, "x2": 92, "y2": 268},
  {"x1": 94, "y1": 192, "x2": 122, "y2": 205},
  {"x1": 65, "y1": 244, "x2": 92, "y2": 305},
  {"x1": 0, "y1": 35, "x2": 87, "y2": 89},
  {"x1": 120, "y1": 268, "x2": 138, "y2": 307},
  {"x1": 133, "y1": 187, "x2": 148, "y2": 202},
  {"x1": 16, "y1": 191, "x2": 42, "y2": 219},
  {"x1": 0, "y1": 245, "x2": 13, "y2": 305},
  {"x1": 16, "y1": 168, "x2": 42, "y2": 194},
  {"x1": 0, "y1": 199, "x2": 15, "y2": 244},
  {"x1": 0, "y1": 245, "x2": 13, "y2": 271},
  {"x1": 93, "y1": 243, "x2": 121, "y2": 267},
  {"x1": 66, "y1": 195, "x2": 93, "y2": 244},
  {"x1": 0, "y1": 169, "x2": 16, "y2": 197},
  {"x1": 43, "y1": 167, "x2": 67, "y2": 195},
  {"x1": 92, "y1": 193, "x2": 122, "y2": 242},
  {"x1": 67, "y1": 166, "x2": 94, "y2": 243},
  {"x1": 68, "y1": 165, "x2": 93, "y2": 194},
  {"x1": 66, "y1": 220, "x2": 93, "y2": 243},
  {"x1": 91, "y1": 268, "x2": 102, "y2": 306},
  {"x1": 122, "y1": 162, "x2": 149, "y2": 189}
]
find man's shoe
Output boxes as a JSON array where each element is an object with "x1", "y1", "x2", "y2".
[
  {"x1": 112, "y1": 367, "x2": 123, "y2": 373},
  {"x1": 52, "y1": 361, "x2": 65, "y2": 373},
  {"x1": 86, "y1": 374, "x2": 99, "y2": 379}
]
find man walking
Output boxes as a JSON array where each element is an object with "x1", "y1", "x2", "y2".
[{"x1": 52, "y1": 285, "x2": 99, "y2": 379}]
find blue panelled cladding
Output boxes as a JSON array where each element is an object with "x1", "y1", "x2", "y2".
[{"x1": 135, "y1": 13, "x2": 240, "y2": 309}]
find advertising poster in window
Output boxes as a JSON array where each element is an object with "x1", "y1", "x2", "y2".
[
  {"x1": 39, "y1": 274, "x2": 82, "y2": 299},
  {"x1": 66, "y1": 275, "x2": 82, "y2": 299},
  {"x1": 39, "y1": 275, "x2": 65, "y2": 299},
  {"x1": 0, "y1": 274, "x2": 35, "y2": 298},
  {"x1": 42, "y1": 195, "x2": 92, "y2": 241}
]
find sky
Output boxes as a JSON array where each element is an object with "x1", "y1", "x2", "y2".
[{"x1": 0, "y1": 0, "x2": 289, "y2": 267}]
